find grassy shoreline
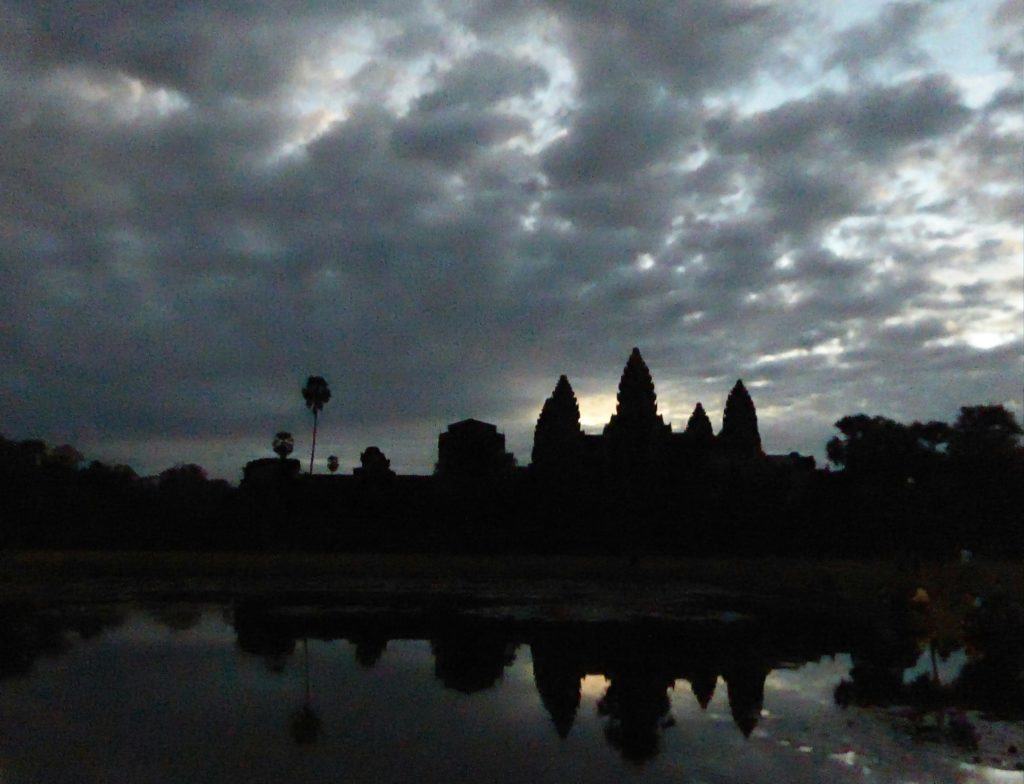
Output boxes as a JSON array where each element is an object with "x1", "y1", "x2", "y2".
[{"x1": 2, "y1": 549, "x2": 1021, "y2": 609}]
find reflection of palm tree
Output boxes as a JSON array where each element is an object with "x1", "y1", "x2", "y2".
[
  {"x1": 290, "y1": 637, "x2": 321, "y2": 745},
  {"x1": 301, "y1": 376, "x2": 331, "y2": 474}
]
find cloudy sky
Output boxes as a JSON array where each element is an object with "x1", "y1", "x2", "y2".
[{"x1": 1, "y1": 0, "x2": 1021, "y2": 479}]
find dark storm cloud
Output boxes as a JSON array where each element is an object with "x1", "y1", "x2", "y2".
[
  {"x1": 708, "y1": 74, "x2": 971, "y2": 160},
  {"x1": 0, "y1": 0, "x2": 1020, "y2": 476},
  {"x1": 542, "y1": 0, "x2": 789, "y2": 92},
  {"x1": 415, "y1": 51, "x2": 550, "y2": 111},
  {"x1": 824, "y1": 1, "x2": 933, "y2": 77},
  {"x1": 542, "y1": 85, "x2": 692, "y2": 186},
  {"x1": 393, "y1": 108, "x2": 531, "y2": 164}
]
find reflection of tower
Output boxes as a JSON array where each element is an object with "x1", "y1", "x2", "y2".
[
  {"x1": 688, "y1": 666, "x2": 719, "y2": 710},
  {"x1": 722, "y1": 660, "x2": 769, "y2": 737},
  {"x1": 597, "y1": 668, "x2": 675, "y2": 763},
  {"x1": 530, "y1": 640, "x2": 585, "y2": 738},
  {"x1": 603, "y1": 348, "x2": 671, "y2": 481},
  {"x1": 431, "y1": 632, "x2": 517, "y2": 694}
]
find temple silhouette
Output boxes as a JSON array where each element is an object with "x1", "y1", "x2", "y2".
[
  {"x1": 2, "y1": 359, "x2": 1020, "y2": 553},
  {"x1": 227, "y1": 598, "x2": 932, "y2": 761},
  {"x1": 529, "y1": 347, "x2": 772, "y2": 488},
  {"x1": 244, "y1": 347, "x2": 808, "y2": 488},
  {"x1": 239, "y1": 347, "x2": 817, "y2": 553}
]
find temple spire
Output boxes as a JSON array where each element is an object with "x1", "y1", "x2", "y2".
[
  {"x1": 719, "y1": 379, "x2": 762, "y2": 455},
  {"x1": 532, "y1": 375, "x2": 583, "y2": 472},
  {"x1": 609, "y1": 347, "x2": 661, "y2": 427},
  {"x1": 684, "y1": 402, "x2": 714, "y2": 448},
  {"x1": 603, "y1": 348, "x2": 670, "y2": 479}
]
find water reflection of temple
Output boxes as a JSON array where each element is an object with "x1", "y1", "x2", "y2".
[
  {"x1": 229, "y1": 604, "x2": 845, "y2": 760},
  {"x1": 5, "y1": 600, "x2": 1022, "y2": 765}
]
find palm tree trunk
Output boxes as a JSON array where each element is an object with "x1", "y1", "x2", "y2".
[
  {"x1": 303, "y1": 637, "x2": 310, "y2": 705},
  {"x1": 309, "y1": 411, "x2": 318, "y2": 474}
]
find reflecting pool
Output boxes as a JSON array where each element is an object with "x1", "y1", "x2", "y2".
[{"x1": 1, "y1": 601, "x2": 1020, "y2": 783}]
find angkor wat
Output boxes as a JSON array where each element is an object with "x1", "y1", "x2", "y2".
[
  {"x1": 2, "y1": 347, "x2": 1019, "y2": 556},
  {"x1": 246, "y1": 347, "x2": 806, "y2": 490},
  {"x1": 237, "y1": 348, "x2": 819, "y2": 554},
  {"x1": 223, "y1": 346, "x2": 1022, "y2": 556},
  {"x1": 530, "y1": 347, "x2": 782, "y2": 487}
]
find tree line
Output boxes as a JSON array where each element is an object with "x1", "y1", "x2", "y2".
[{"x1": 0, "y1": 401, "x2": 1020, "y2": 556}]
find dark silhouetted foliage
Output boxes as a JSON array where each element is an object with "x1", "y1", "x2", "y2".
[
  {"x1": 355, "y1": 447, "x2": 394, "y2": 479},
  {"x1": 949, "y1": 404, "x2": 1022, "y2": 465},
  {"x1": 273, "y1": 432, "x2": 294, "y2": 459}
]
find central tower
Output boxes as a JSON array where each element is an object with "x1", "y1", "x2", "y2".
[{"x1": 603, "y1": 348, "x2": 671, "y2": 481}]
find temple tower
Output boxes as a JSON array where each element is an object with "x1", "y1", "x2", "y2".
[
  {"x1": 683, "y1": 402, "x2": 715, "y2": 449},
  {"x1": 603, "y1": 348, "x2": 671, "y2": 480},
  {"x1": 718, "y1": 379, "x2": 762, "y2": 456},
  {"x1": 532, "y1": 375, "x2": 584, "y2": 475}
]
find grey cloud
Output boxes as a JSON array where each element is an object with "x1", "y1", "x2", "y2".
[
  {"x1": 392, "y1": 107, "x2": 531, "y2": 164},
  {"x1": 759, "y1": 163, "x2": 863, "y2": 235},
  {"x1": 415, "y1": 51, "x2": 549, "y2": 111},
  {"x1": 825, "y1": 2, "x2": 932, "y2": 77},
  {"x1": 542, "y1": 84, "x2": 691, "y2": 185},
  {"x1": 552, "y1": 0, "x2": 790, "y2": 93},
  {"x1": 0, "y1": 0, "x2": 1018, "y2": 479},
  {"x1": 710, "y1": 74, "x2": 970, "y2": 161},
  {"x1": 3, "y1": 2, "x2": 315, "y2": 97}
]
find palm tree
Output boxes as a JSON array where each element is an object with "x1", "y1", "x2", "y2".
[
  {"x1": 301, "y1": 376, "x2": 331, "y2": 474},
  {"x1": 272, "y1": 431, "x2": 294, "y2": 460},
  {"x1": 289, "y1": 637, "x2": 321, "y2": 745}
]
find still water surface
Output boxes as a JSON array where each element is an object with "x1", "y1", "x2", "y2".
[{"x1": 0, "y1": 604, "x2": 1019, "y2": 783}]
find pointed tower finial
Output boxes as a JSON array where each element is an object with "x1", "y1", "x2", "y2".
[
  {"x1": 532, "y1": 374, "x2": 583, "y2": 472},
  {"x1": 684, "y1": 402, "x2": 715, "y2": 448},
  {"x1": 609, "y1": 348, "x2": 660, "y2": 426},
  {"x1": 719, "y1": 379, "x2": 762, "y2": 455}
]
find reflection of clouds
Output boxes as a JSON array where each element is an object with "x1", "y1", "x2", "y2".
[
  {"x1": 902, "y1": 648, "x2": 966, "y2": 685},
  {"x1": 2, "y1": 609, "x2": 1020, "y2": 783},
  {"x1": 764, "y1": 655, "x2": 852, "y2": 706},
  {"x1": 957, "y1": 763, "x2": 1024, "y2": 784},
  {"x1": 107, "y1": 607, "x2": 234, "y2": 647},
  {"x1": 580, "y1": 674, "x2": 610, "y2": 699}
]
